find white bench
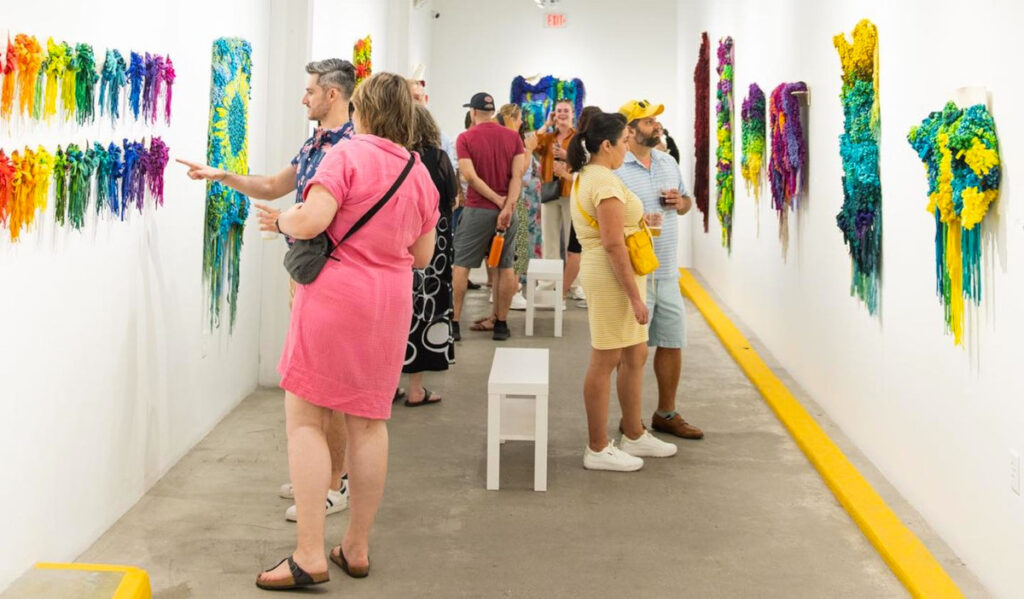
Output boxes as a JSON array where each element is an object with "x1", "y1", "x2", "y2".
[
  {"x1": 487, "y1": 348, "x2": 549, "y2": 491},
  {"x1": 525, "y1": 258, "x2": 563, "y2": 337}
]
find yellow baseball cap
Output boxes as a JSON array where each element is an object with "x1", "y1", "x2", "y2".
[{"x1": 619, "y1": 99, "x2": 664, "y2": 123}]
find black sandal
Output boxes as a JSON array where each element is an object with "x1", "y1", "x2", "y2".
[
  {"x1": 330, "y1": 545, "x2": 370, "y2": 578},
  {"x1": 255, "y1": 555, "x2": 329, "y2": 591},
  {"x1": 404, "y1": 388, "x2": 442, "y2": 407},
  {"x1": 393, "y1": 388, "x2": 407, "y2": 403}
]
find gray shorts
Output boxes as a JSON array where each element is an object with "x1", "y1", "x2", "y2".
[{"x1": 453, "y1": 206, "x2": 519, "y2": 269}]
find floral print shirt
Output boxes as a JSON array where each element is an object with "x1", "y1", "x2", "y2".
[{"x1": 291, "y1": 121, "x2": 354, "y2": 203}]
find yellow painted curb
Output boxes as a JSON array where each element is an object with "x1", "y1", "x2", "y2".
[
  {"x1": 35, "y1": 563, "x2": 152, "y2": 599},
  {"x1": 679, "y1": 268, "x2": 965, "y2": 599}
]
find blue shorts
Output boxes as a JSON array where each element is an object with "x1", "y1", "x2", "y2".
[{"x1": 646, "y1": 277, "x2": 687, "y2": 348}]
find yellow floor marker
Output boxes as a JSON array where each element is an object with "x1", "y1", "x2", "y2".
[
  {"x1": 33, "y1": 563, "x2": 151, "y2": 599},
  {"x1": 679, "y1": 268, "x2": 965, "y2": 599}
]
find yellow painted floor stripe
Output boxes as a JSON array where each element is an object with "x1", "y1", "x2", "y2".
[
  {"x1": 35, "y1": 563, "x2": 151, "y2": 599},
  {"x1": 679, "y1": 269, "x2": 965, "y2": 599}
]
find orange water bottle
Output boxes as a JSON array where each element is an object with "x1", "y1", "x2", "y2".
[{"x1": 487, "y1": 229, "x2": 506, "y2": 267}]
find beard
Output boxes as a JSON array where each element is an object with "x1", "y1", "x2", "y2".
[{"x1": 634, "y1": 129, "x2": 661, "y2": 148}]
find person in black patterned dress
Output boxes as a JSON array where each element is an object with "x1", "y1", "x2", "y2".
[{"x1": 402, "y1": 103, "x2": 457, "y2": 406}]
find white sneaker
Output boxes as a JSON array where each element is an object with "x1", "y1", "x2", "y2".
[
  {"x1": 619, "y1": 430, "x2": 678, "y2": 458},
  {"x1": 575, "y1": 299, "x2": 588, "y2": 309},
  {"x1": 279, "y1": 482, "x2": 295, "y2": 499},
  {"x1": 570, "y1": 286, "x2": 586, "y2": 300},
  {"x1": 509, "y1": 293, "x2": 528, "y2": 310},
  {"x1": 583, "y1": 442, "x2": 644, "y2": 471},
  {"x1": 285, "y1": 486, "x2": 348, "y2": 522}
]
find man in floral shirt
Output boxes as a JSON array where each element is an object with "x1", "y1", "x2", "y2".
[{"x1": 177, "y1": 58, "x2": 357, "y2": 522}]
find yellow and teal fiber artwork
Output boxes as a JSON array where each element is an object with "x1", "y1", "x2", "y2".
[{"x1": 203, "y1": 37, "x2": 252, "y2": 331}]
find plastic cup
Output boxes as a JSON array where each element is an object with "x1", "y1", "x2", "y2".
[{"x1": 644, "y1": 212, "x2": 664, "y2": 237}]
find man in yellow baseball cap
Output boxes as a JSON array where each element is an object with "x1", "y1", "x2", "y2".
[
  {"x1": 614, "y1": 98, "x2": 704, "y2": 443},
  {"x1": 618, "y1": 99, "x2": 664, "y2": 123}
]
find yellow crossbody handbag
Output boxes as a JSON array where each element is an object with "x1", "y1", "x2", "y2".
[{"x1": 573, "y1": 177, "x2": 659, "y2": 276}]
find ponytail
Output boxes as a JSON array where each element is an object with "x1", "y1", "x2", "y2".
[
  {"x1": 567, "y1": 134, "x2": 588, "y2": 173},
  {"x1": 567, "y1": 111, "x2": 627, "y2": 173}
]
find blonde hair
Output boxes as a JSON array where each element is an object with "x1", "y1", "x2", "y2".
[
  {"x1": 496, "y1": 103, "x2": 521, "y2": 125},
  {"x1": 350, "y1": 72, "x2": 415, "y2": 147}
]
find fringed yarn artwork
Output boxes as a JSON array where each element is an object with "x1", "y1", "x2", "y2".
[
  {"x1": 0, "y1": 34, "x2": 173, "y2": 127},
  {"x1": 1, "y1": 36, "x2": 16, "y2": 121},
  {"x1": 740, "y1": 83, "x2": 766, "y2": 235},
  {"x1": 768, "y1": 82, "x2": 808, "y2": 256},
  {"x1": 203, "y1": 37, "x2": 252, "y2": 331},
  {"x1": 14, "y1": 35, "x2": 44, "y2": 120},
  {"x1": 0, "y1": 138, "x2": 167, "y2": 242},
  {"x1": 509, "y1": 75, "x2": 586, "y2": 131},
  {"x1": 693, "y1": 32, "x2": 711, "y2": 233},
  {"x1": 715, "y1": 37, "x2": 735, "y2": 249},
  {"x1": 907, "y1": 102, "x2": 1000, "y2": 346},
  {"x1": 100, "y1": 49, "x2": 127, "y2": 123},
  {"x1": 834, "y1": 20, "x2": 882, "y2": 315},
  {"x1": 353, "y1": 35, "x2": 371, "y2": 86}
]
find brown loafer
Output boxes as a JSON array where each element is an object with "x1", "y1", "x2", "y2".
[
  {"x1": 330, "y1": 545, "x2": 370, "y2": 578},
  {"x1": 652, "y1": 412, "x2": 704, "y2": 440},
  {"x1": 255, "y1": 556, "x2": 329, "y2": 591}
]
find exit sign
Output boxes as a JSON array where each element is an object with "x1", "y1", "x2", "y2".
[{"x1": 545, "y1": 12, "x2": 567, "y2": 28}]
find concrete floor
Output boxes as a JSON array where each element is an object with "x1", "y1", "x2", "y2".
[{"x1": 55, "y1": 280, "x2": 989, "y2": 598}]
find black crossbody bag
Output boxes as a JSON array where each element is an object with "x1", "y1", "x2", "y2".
[{"x1": 284, "y1": 153, "x2": 416, "y2": 284}]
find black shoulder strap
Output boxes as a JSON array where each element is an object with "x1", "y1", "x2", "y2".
[{"x1": 326, "y1": 152, "x2": 417, "y2": 258}]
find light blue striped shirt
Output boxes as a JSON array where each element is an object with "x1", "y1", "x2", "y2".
[{"x1": 614, "y1": 150, "x2": 689, "y2": 279}]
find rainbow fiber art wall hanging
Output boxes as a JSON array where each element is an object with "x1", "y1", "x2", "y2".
[
  {"x1": 0, "y1": 137, "x2": 168, "y2": 242},
  {"x1": 834, "y1": 20, "x2": 882, "y2": 315},
  {"x1": 0, "y1": 34, "x2": 174, "y2": 127},
  {"x1": 510, "y1": 75, "x2": 586, "y2": 132},
  {"x1": 203, "y1": 37, "x2": 251, "y2": 331},
  {"x1": 907, "y1": 102, "x2": 1000, "y2": 346},
  {"x1": 768, "y1": 82, "x2": 807, "y2": 256},
  {"x1": 740, "y1": 83, "x2": 765, "y2": 234},
  {"x1": 353, "y1": 35, "x2": 371, "y2": 86},
  {"x1": 715, "y1": 36, "x2": 735, "y2": 249},
  {"x1": 693, "y1": 32, "x2": 710, "y2": 233}
]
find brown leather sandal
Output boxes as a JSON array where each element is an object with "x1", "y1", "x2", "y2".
[
  {"x1": 330, "y1": 545, "x2": 370, "y2": 578},
  {"x1": 470, "y1": 315, "x2": 496, "y2": 331},
  {"x1": 255, "y1": 556, "x2": 329, "y2": 591}
]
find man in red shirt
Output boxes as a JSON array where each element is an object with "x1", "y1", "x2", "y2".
[{"x1": 452, "y1": 92, "x2": 527, "y2": 341}]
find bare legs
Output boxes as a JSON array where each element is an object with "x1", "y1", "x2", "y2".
[
  {"x1": 563, "y1": 251, "x2": 581, "y2": 298},
  {"x1": 332, "y1": 415, "x2": 388, "y2": 569},
  {"x1": 259, "y1": 398, "x2": 386, "y2": 584},
  {"x1": 653, "y1": 347, "x2": 681, "y2": 414},
  {"x1": 582, "y1": 343, "x2": 648, "y2": 451}
]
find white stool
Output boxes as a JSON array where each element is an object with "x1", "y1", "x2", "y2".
[
  {"x1": 487, "y1": 348, "x2": 549, "y2": 491},
  {"x1": 525, "y1": 259, "x2": 563, "y2": 337}
]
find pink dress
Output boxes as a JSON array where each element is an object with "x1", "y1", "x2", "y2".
[{"x1": 279, "y1": 134, "x2": 440, "y2": 419}]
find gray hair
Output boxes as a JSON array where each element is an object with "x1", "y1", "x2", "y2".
[{"x1": 305, "y1": 59, "x2": 356, "y2": 100}]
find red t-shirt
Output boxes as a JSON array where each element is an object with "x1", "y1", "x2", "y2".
[{"x1": 456, "y1": 122, "x2": 525, "y2": 210}]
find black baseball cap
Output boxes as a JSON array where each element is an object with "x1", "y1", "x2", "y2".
[{"x1": 463, "y1": 92, "x2": 495, "y2": 111}]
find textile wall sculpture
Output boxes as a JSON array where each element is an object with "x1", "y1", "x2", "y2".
[
  {"x1": 693, "y1": 32, "x2": 710, "y2": 233},
  {"x1": 0, "y1": 34, "x2": 173, "y2": 126},
  {"x1": 907, "y1": 102, "x2": 1000, "y2": 346},
  {"x1": 715, "y1": 37, "x2": 735, "y2": 249},
  {"x1": 834, "y1": 20, "x2": 882, "y2": 315},
  {"x1": 768, "y1": 82, "x2": 808, "y2": 255},
  {"x1": 740, "y1": 83, "x2": 765, "y2": 232},
  {"x1": 353, "y1": 36, "x2": 371, "y2": 86},
  {"x1": 509, "y1": 75, "x2": 586, "y2": 131},
  {"x1": 203, "y1": 37, "x2": 252, "y2": 331},
  {"x1": 0, "y1": 138, "x2": 168, "y2": 241}
]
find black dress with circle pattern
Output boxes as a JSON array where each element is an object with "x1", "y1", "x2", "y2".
[{"x1": 403, "y1": 145, "x2": 457, "y2": 373}]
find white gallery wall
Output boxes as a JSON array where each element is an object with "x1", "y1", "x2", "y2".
[
  {"x1": 0, "y1": 0, "x2": 274, "y2": 590},
  {"x1": 259, "y1": 0, "x2": 436, "y2": 386},
  {"x1": 429, "y1": 0, "x2": 693, "y2": 267},
  {"x1": 678, "y1": 0, "x2": 1024, "y2": 597}
]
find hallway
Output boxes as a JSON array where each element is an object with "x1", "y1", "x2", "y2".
[{"x1": 47, "y1": 280, "x2": 984, "y2": 598}]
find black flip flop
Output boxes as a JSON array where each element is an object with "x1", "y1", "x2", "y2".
[
  {"x1": 255, "y1": 555, "x2": 329, "y2": 591},
  {"x1": 330, "y1": 546, "x2": 370, "y2": 578},
  {"x1": 404, "y1": 388, "x2": 442, "y2": 407},
  {"x1": 393, "y1": 388, "x2": 407, "y2": 403}
]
